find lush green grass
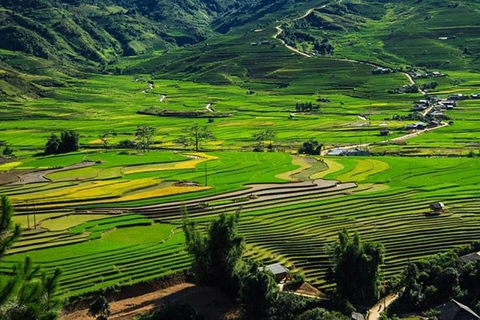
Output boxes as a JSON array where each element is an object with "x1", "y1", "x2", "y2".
[{"x1": 2, "y1": 0, "x2": 480, "y2": 301}]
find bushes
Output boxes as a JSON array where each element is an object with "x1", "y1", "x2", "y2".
[
  {"x1": 298, "y1": 139, "x2": 323, "y2": 155},
  {"x1": 44, "y1": 130, "x2": 79, "y2": 155}
]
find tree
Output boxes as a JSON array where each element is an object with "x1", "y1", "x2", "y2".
[
  {"x1": 298, "y1": 139, "x2": 323, "y2": 155},
  {"x1": 88, "y1": 295, "x2": 111, "y2": 320},
  {"x1": 135, "y1": 125, "x2": 156, "y2": 152},
  {"x1": 44, "y1": 134, "x2": 61, "y2": 155},
  {"x1": 253, "y1": 129, "x2": 277, "y2": 152},
  {"x1": 177, "y1": 123, "x2": 215, "y2": 151},
  {"x1": 0, "y1": 195, "x2": 21, "y2": 260},
  {"x1": 183, "y1": 209, "x2": 244, "y2": 296},
  {"x1": 44, "y1": 130, "x2": 79, "y2": 155},
  {"x1": 239, "y1": 262, "x2": 279, "y2": 319},
  {"x1": 0, "y1": 195, "x2": 62, "y2": 320},
  {"x1": 297, "y1": 307, "x2": 347, "y2": 320},
  {"x1": 99, "y1": 131, "x2": 116, "y2": 150},
  {"x1": 328, "y1": 229, "x2": 385, "y2": 304},
  {"x1": 2, "y1": 145, "x2": 14, "y2": 157},
  {"x1": 58, "y1": 130, "x2": 79, "y2": 153}
]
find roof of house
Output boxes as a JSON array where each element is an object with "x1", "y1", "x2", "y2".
[
  {"x1": 263, "y1": 263, "x2": 289, "y2": 275},
  {"x1": 430, "y1": 202, "x2": 445, "y2": 209},
  {"x1": 460, "y1": 252, "x2": 480, "y2": 264},
  {"x1": 437, "y1": 299, "x2": 480, "y2": 320},
  {"x1": 328, "y1": 148, "x2": 347, "y2": 156}
]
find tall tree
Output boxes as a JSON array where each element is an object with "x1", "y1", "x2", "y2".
[
  {"x1": 183, "y1": 209, "x2": 244, "y2": 296},
  {"x1": 328, "y1": 229, "x2": 384, "y2": 304},
  {"x1": 59, "y1": 130, "x2": 79, "y2": 153},
  {"x1": 135, "y1": 126, "x2": 156, "y2": 152},
  {"x1": 0, "y1": 195, "x2": 62, "y2": 320},
  {"x1": 177, "y1": 123, "x2": 215, "y2": 151},
  {"x1": 239, "y1": 262, "x2": 279, "y2": 319},
  {"x1": 0, "y1": 195, "x2": 21, "y2": 260},
  {"x1": 253, "y1": 129, "x2": 277, "y2": 152},
  {"x1": 44, "y1": 134, "x2": 61, "y2": 155},
  {"x1": 99, "y1": 131, "x2": 116, "y2": 150},
  {"x1": 44, "y1": 130, "x2": 79, "y2": 155}
]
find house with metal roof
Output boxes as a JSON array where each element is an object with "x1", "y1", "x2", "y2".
[
  {"x1": 436, "y1": 299, "x2": 480, "y2": 320},
  {"x1": 459, "y1": 252, "x2": 480, "y2": 264},
  {"x1": 261, "y1": 263, "x2": 289, "y2": 282}
]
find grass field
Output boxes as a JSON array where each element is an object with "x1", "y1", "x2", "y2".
[
  {"x1": 2, "y1": 153, "x2": 480, "y2": 297},
  {"x1": 1, "y1": 0, "x2": 480, "y2": 301}
]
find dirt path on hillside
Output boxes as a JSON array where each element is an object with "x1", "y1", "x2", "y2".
[
  {"x1": 273, "y1": 0, "x2": 424, "y2": 96},
  {"x1": 60, "y1": 283, "x2": 194, "y2": 320},
  {"x1": 367, "y1": 291, "x2": 401, "y2": 320},
  {"x1": 321, "y1": 123, "x2": 448, "y2": 155},
  {"x1": 60, "y1": 283, "x2": 238, "y2": 320}
]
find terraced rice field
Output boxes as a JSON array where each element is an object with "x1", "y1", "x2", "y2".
[{"x1": 2, "y1": 153, "x2": 479, "y2": 297}]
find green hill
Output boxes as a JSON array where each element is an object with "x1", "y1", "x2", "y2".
[{"x1": 1, "y1": 0, "x2": 480, "y2": 98}]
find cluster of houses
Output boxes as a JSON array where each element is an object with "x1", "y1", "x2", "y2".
[
  {"x1": 411, "y1": 71, "x2": 447, "y2": 79},
  {"x1": 405, "y1": 95, "x2": 462, "y2": 130}
]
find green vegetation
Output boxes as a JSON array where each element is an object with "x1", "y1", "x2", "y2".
[
  {"x1": 328, "y1": 229, "x2": 385, "y2": 305},
  {"x1": 1, "y1": 0, "x2": 480, "y2": 315},
  {"x1": 388, "y1": 243, "x2": 480, "y2": 314},
  {"x1": 44, "y1": 130, "x2": 79, "y2": 155},
  {"x1": 0, "y1": 195, "x2": 62, "y2": 319}
]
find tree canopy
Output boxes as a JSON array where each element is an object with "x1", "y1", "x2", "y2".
[
  {"x1": 44, "y1": 130, "x2": 79, "y2": 155},
  {"x1": 0, "y1": 195, "x2": 62, "y2": 320},
  {"x1": 177, "y1": 123, "x2": 215, "y2": 151},
  {"x1": 328, "y1": 229, "x2": 385, "y2": 304},
  {"x1": 183, "y1": 209, "x2": 244, "y2": 296},
  {"x1": 298, "y1": 139, "x2": 323, "y2": 155}
]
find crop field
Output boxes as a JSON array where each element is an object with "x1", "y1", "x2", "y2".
[
  {"x1": 2, "y1": 152, "x2": 480, "y2": 297},
  {"x1": 1, "y1": 0, "x2": 480, "y2": 303}
]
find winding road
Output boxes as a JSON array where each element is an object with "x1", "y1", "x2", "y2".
[
  {"x1": 273, "y1": 1, "x2": 438, "y2": 155},
  {"x1": 272, "y1": 1, "x2": 425, "y2": 95}
]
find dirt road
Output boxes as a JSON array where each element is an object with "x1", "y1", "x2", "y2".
[
  {"x1": 60, "y1": 283, "x2": 194, "y2": 320},
  {"x1": 367, "y1": 292, "x2": 401, "y2": 320}
]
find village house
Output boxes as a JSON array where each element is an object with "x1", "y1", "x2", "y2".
[
  {"x1": 405, "y1": 122, "x2": 427, "y2": 130},
  {"x1": 436, "y1": 299, "x2": 480, "y2": 320},
  {"x1": 459, "y1": 251, "x2": 480, "y2": 264},
  {"x1": 448, "y1": 93, "x2": 467, "y2": 100},
  {"x1": 261, "y1": 263, "x2": 290, "y2": 283},
  {"x1": 379, "y1": 129, "x2": 390, "y2": 136},
  {"x1": 430, "y1": 201, "x2": 445, "y2": 214}
]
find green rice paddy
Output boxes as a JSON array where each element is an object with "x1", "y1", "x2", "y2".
[{"x1": 1, "y1": 0, "x2": 480, "y2": 299}]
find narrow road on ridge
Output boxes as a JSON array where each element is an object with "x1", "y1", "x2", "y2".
[
  {"x1": 273, "y1": 0, "x2": 436, "y2": 156},
  {"x1": 272, "y1": 0, "x2": 424, "y2": 95}
]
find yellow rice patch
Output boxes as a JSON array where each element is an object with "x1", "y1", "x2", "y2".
[
  {"x1": 276, "y1": 155, "x2": 311, "y2": 181},
  {"x1": 312, "y1": 158, "x2": 344, "y2": 179},
  {"x1": 123, "y1": 152, "x2": 218, "y2": 174},
  {"x1": 0, "y1": 161, "x2": 22, "y2": 171}
]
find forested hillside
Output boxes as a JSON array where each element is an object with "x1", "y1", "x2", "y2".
[{"x1": 2, "y1": 0, "x2": 480, "y2": 99}]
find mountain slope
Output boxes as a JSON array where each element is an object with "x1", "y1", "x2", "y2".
[{"x1": 277, "y1": 0, "x2": 480, "y2": 71}]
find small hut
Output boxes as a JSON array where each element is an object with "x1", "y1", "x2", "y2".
[
  {"x1": 261, "y1": 263, "x2": 289, "y2": 283},
  {"x1": 430, "y1": 202, "x2": 446, "y2": 214}
]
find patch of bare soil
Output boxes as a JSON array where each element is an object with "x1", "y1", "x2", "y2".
[
  {"x1": 0, "y1": 169, "x2": 33, "y2": 185},
  {"x1": 60, "y1": 283, "x2": 239, "y2": 320}
]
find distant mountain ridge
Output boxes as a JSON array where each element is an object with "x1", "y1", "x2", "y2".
[{"x1": 0, "y1": 0, "x2": 253, "y2": 65}]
